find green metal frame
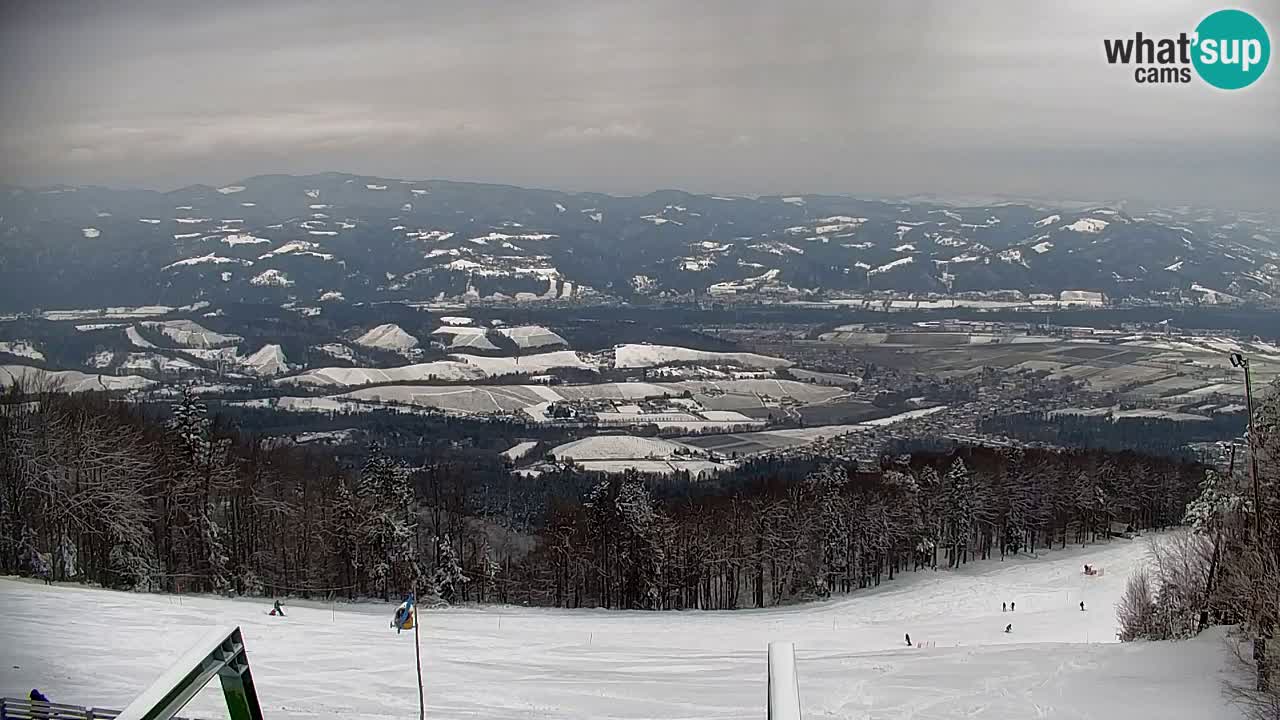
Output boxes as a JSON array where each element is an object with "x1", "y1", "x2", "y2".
[{"x1": 114, "y1": 625, "x2": 264, "y2": 720}]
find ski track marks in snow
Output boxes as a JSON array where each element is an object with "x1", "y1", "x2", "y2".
[{"x1": 0, "y1": 537, "x2": 1243, "y2": 720}]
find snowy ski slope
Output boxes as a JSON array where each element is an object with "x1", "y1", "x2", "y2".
[{"x1": 0, "y1": 538, "x2": 1242, "y2": 719}]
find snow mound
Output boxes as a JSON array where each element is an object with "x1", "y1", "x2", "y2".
[
  {"x1": 81, "y1": 227, "x2": 100, "y2": 239},
  {"x1": 241, "y1": 344, "x2": 291, "y2": 377},
  {"x1": 551, "y1": 435, "x2": 704, "y2": 461},
  {"x1": 0, "y1": 340, "x2": 44, "y2": 361},
  {"x1": 353, "y1": 324, "x2": 419, "y2": 352},
  {"x1": 614, "y1": 344, "x2": 791, "y2": 370}
]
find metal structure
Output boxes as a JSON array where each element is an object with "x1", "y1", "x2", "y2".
[
  {"x1": 767, "y1": 642, "x2": 802, "y2": 720},
  {"x1": 0, "y1": 697, "x2": 204, "y2": 720},
  {"x1": 1229, "y1": 352, "x2": 1261, "y2": 537},
  {"x1": 114, "y1": 626, "x2": 263, "y2": 720}
]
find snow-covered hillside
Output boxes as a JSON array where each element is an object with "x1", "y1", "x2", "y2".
[
  {"x1": 354, "y1": 323, "x2": 419, "y2": 352},
  {"x1": 614, "y1": 344, "x2": 792, "y2": 369},
  {"x1": 0, "y1": 539, "x2": 1241, "y2": 719}
]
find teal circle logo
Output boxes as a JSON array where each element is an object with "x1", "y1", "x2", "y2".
[{"x1": 1192, "y1": 9, "x2": 1270, "y2": 89}]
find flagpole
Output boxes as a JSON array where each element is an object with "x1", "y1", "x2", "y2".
[{"x1": 413, "y1": 593, "x2": 425, "y2": 720}]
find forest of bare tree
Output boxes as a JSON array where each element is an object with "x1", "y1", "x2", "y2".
[{"x1": 1, "y1": 380, "x2": 1209, "y2": 615}]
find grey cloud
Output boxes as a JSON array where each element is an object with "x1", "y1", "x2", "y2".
[{"x1": 1, "y1": 0, "x2": 1277, "y2": 208}]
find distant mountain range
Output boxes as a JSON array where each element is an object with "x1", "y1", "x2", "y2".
[{"x1": 1, "y1": 172, "x2": 1276, "y2": 311}]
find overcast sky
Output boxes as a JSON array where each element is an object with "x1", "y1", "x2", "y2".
[{"x1": 1, "y1": 0, "x2": 1276, "y2": 208}]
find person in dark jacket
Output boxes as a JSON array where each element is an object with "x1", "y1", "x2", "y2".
[
  {"x1": 30, "y1": 688, "x2": 49, "y2": 703},
  {"x1": 905, "y1": 633, "x2": 912, "y2": 646},
  {"x1": 1004, "y1": 623, "x2": 1012, "y2": 633},
  {"x1": 272, "y1": 599, "x2": 285, "y2": 616}
]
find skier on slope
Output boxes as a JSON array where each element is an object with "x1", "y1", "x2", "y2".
[
  {"x1": 1002, "y1": 601, "x2": 1007, "y2": 612},
  {"x1": 1080, "y1": 601, "x2": 1085, "y2": 611},
  {"x1": 1005, "y1": 623, "x2": 1012, "y2": 633},
  {"x1": 271, "y1": 599, "x2": 285, "y2": 617},
  {"x1": 905, "y1": 633, "x2": 911, "y2": 647},
  {"x1": 1010, "y1": 601, "x2": 1015, "y2": 611}
]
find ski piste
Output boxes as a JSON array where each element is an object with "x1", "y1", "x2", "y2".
[{"x1": 0, "y1": 537, "x2": 1239, "y2": 719}]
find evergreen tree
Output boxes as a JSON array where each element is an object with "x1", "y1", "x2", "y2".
[{"x1": 943, "y1": 458, "x2": 974, "y2": 567}]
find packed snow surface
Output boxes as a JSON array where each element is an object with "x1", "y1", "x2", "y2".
[
  {"x1": 0, "y1": 538, "x2": 1242, "y2": 719},
  {"x1": 614, "y1": 344, "x2": 792, "y2": 369},
  {"x1": 354, "y1": 324, "x2": 419, "y2": 352}
]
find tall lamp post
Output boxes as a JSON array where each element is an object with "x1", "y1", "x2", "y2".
[
  {"x1": 1229, "y1": 352, "x2": 1261, "y2": 537},
  {"x1": 1231, "y1": 351, "x2": 1269, "y2": 692}
]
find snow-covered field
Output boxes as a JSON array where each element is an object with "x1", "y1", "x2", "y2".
[
  {"x1": 0, "y1": 539, "x2": 1241, "y2": 719},
  {"x1": 0, "y1": 365, "x2": 156, "y2": 392},
  {"x1": 614, "y1": 344, "x2": 792, "y2": 370},
  {"x1": 140, "y1": 320, "x2": 241, "y2": 349},
  {"x1": 0, "y1": 340, "x2": 44, "y2": 361},
  {"x1": 495, "y1": 325, "x2": 567, "y2": 350}
]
